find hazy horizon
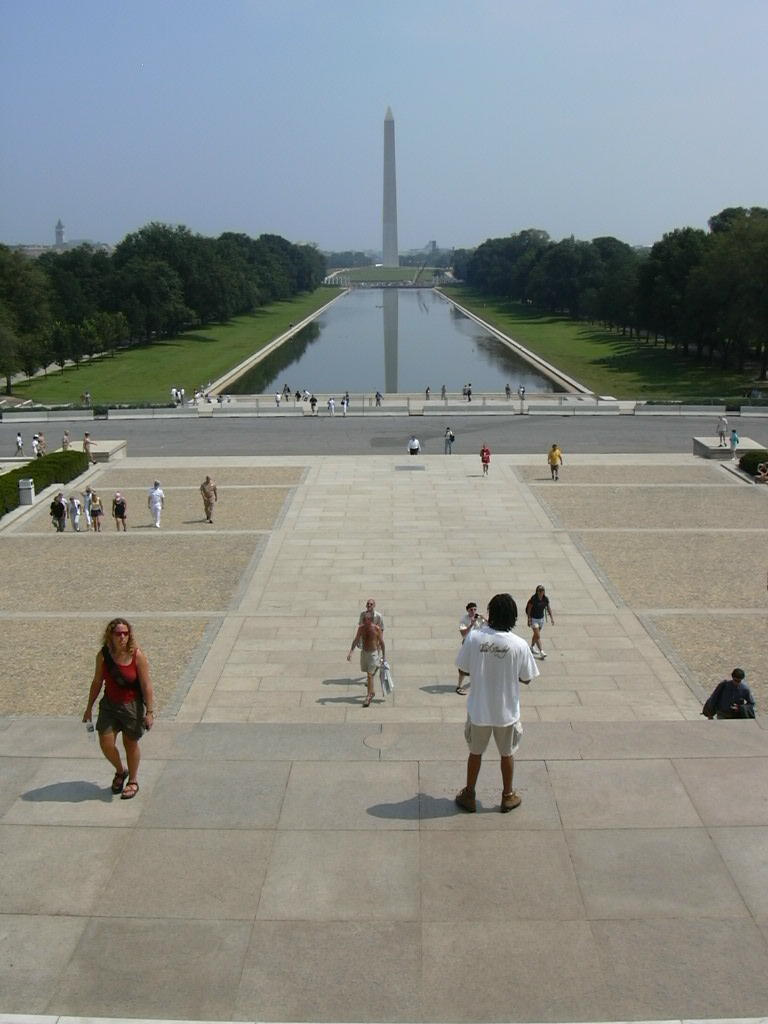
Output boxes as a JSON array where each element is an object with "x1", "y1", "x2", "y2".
[{"x1": 2, "y1": 0, "x2": 767, "y2": 252}]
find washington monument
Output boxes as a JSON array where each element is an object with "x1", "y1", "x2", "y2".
[{"x1": 382, "y1": 107, "x2": 399, "y2": 268}]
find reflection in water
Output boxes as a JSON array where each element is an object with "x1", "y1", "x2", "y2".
[
  {"x1": 227, "y1": 289, "x2": 557, "y2": 394},
  {"x1": 227, "y1": 322, "x2": 320, "y2": 394},
  {"x1": 383, "y1": 288, "x2": 398, "y2": 393}
]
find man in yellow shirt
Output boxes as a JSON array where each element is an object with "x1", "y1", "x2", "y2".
[{"x1": 547, "y1": 443, "x2": 563, "y2": 481}]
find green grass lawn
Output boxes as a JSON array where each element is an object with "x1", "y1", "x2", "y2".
[
  {"x1": 443, "y1": 288, "x2": 753, "y2": 401},
  {"x1": 14, "y1": 289, "x2": 342, "y2": 406}
]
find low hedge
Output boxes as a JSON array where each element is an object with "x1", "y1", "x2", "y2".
[
  {"x1": 739, "y1": 450, "x2": 768, "y2": 476},
  {"x1": 0, "y1": 451, "x2": 89, "y2": 519}
]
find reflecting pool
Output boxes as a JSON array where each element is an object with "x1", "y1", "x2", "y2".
[{"x1": 227, "y1": 288, "x2": 558, "y2": 394}]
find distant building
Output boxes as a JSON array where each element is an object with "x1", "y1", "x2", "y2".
[{"x1": 10, "y1": 220, "x2": 112, "y2": 258}]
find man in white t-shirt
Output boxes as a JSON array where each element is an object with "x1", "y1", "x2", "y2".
[
  {"x1": 455, "y1": 593, "x2": 538, "y2": 813},
  {"x1": 147, "y1": 480, "x2": 165, "y2": 528}
]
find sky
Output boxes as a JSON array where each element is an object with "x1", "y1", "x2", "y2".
[{"x1": 2, "y1": 0, "x2": 767, "y2": 253}]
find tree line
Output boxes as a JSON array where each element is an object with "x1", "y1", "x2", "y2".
[
  {"x1": 0, "y1": 223, "x2": 326, "y2": 392},
  {"x1": 452, "y1": 207, "x2": 768, "y2": 379}
]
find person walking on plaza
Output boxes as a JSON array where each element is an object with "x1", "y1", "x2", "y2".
[
  {"x1": 61, "y1": 430, "x2": 71, "y2": 451},
  {"x1": 200, "y1": 474, "x2": 218, "y2": 524},
  {"x1": 716, "y1": 415, "x2": 728, "y2": 447},
  {"x1": 456, "y1": 600, "x2": 485, "y2": 694},
  {"x1": 83, "y1": 618, "x2": 155, "y2": 801},
  {"x1": 15, "y1": 431, "x2": 23, "y2": 456},
  {"x1": 730, "y1": 428, "x2": 740, "y2": 462},
  {"x1": 547, "y1": 442, "x2": 563, "y2": 480},
  {"x1": 50, "y1": 491, "x2": 67, "y2": 532},
  {"x1": 358, "y1": 598, "x2": 384, "y2": 632},
  {"x1": 441, "y1": 384, "x2": 446, "y2": 399},
  {"x1": 455, "y1": 593, "x2": 538, "y2": 813},
  {"x1": 68, "y1": 494, "x2": 82, "y2": 532},
  {"x1": 37, "y1": 432, "x2": 47, "y2": 457},
  {"x1": 702, "y1": 668, "x2": 755, "y2": 719},
  {"x1": 425, "y1": 386, "x2": 431, "y2": 400},
  {"x1": 444, "y1": 427, "x2": 455, "y2": 454},
  {"x1": 82, "y1": 485, "x2": 94, "y2": 531},
  {"x1": 526, "y1": 585, "x2": 554, "y2": 658},
  {"x1": 480, "y1": 443, "x2": 491, "y2": 476},
  {"x1": 90, "y1": 492, "x2": 104, "y2": 531},
  {"x1": 112, "y1": 492, "x2": 128, "y2": 531},
  {"x1": 32, "y1": 434, "x2": 39, "y2": 458},
  {"x1": 310, "y1": 394, "x2": 318, "y2": 415},
  {"x1": 327, "y1": 396, "x2": 335, "y2": 416},
  {"x1": 83, "y1": 432, "x2": 96, "y2": 464},
  {"x1": 408, "y1": 434, "x2": 421, "y2": 455},
  {"x1": 375, "y1": 390, "x2": 382, "y2": 407},
  {"x1": 148, "y1": 480, "x2": 165, "y2": 528},
  {"x1": 347, "y1": 612, "x2": 385, "y2": 708}
]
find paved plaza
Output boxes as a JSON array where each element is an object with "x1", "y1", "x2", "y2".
[{"x1": 1, "y1": 442, "x2": 768, "y2": 1022}]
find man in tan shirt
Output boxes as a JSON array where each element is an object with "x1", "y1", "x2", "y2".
[{"x1": 200, "y1": 475, "x2": 218, "y2": 524}]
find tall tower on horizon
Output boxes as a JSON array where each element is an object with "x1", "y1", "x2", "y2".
[
  {"x1": 382, "y1": 107, "x2": 399, "y2": 268},
  {"x1": 55, "y1": 219, "x2": 64, "y2": 247}
]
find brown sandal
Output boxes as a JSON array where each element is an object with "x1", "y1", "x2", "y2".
[
  {"x1": 121, "y1": 781, "x2": 139, "y2": 800},
  {"x1": 363, "y1": 692, "x2": 374, "y2": 707},
  {"x1": 111, "y1": 769, "x2": 128, "y2": 794}
]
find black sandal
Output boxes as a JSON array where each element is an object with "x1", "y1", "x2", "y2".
[
  {"x1": 111, "y1": 769, "x2": 128, "y2": 794},
  {"x1": 121, "y1": 781, "x2": 139, "y2": 800}
]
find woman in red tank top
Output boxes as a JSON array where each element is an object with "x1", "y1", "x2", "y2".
[{"x1": 83, "y1": 618, "x2": 155, "y2": 800}]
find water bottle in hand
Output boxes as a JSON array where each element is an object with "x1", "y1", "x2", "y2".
[{"x1": 85, "y1": 722, "x2": 96, "y2": 739}]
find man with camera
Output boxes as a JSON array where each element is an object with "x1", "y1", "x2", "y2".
[{"x1": 456, "y1": 601, "x2": 485, "y2": 694}]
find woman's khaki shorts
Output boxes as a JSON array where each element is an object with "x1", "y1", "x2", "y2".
[{"x1": 464, "y1": 717, "x2": 522, "y2": 756}]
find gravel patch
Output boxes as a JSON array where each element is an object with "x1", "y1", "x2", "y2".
[
  {"x1": 520, "y1": 465, "x2": 731, "y2": 485},
  {"x1": 0, "y1": 535, "x2": 263, "y2": 612},
  {"x1": 573, "y1": 532, "x2": 768, "y2": 609},
  {"x1": 93, "y1": 467, "x2": 304, "y2": 487},
  {"x1": 0, "y1": 616, "x2": 212, "y2": 716},
  {"x1": 540, "y1": 487, "x2": 767, "y2": 530},
  {"x1": 649, "y1": 613, "x2": 768, "y2": 711},
  {"x1": 14, "y1": 487, "x2": 293, "y2": 534}
]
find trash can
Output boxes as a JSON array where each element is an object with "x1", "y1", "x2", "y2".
[{"x1": 18, "y1": 478, "x2": 35, "y2": 505}]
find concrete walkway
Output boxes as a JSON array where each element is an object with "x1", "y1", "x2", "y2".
[{"x1": 2, "y1": 452, "x2": 768, "y2": 1022}]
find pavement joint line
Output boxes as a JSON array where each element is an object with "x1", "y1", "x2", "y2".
[
  {"x1": 2, "y1": 1017, "x2": 765, "y2": 1024},
  {"x1": 0, "y1": 610, "x2": 229, "y2": 619}
]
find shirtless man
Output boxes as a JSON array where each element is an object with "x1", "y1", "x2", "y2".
[
  {"x1": 83, "y1": 432, "x2": 96, "y2": 464},
  {"x1": 347, "y1": 613, "x2": 385, "y2": 707}
]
